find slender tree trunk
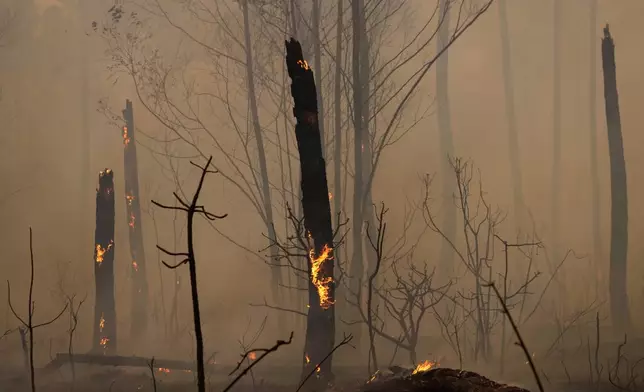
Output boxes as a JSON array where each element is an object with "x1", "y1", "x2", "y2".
[
  {"x1": 92, "y1": 169, "x2": 117, "y2": 354},
  {"x1": 498, "y1": 0, "x2": 525, "y2": 229},
  {"x1": 333, "y1": 0, "x2": 345, "y2": 329},
  {"x1": 589, "y1": 0, "x2": 602, "y2": 294},
  {"x1": 349, "y1": 0, "x2": 364, "y2": 348},
  {"x1": 241, "y1": 0, "x2": 282, "y2": 309},
  {"x1": 551, "y1": 0, "x2": 565, "y2": 315},
  {"x1": 286, "y1": 38, "x2": 336, "y2": 388},
  {"x1": 436, "y1": 0, "x2": 456, "y2": 276},
  {"x1": 312, "y1": 0, "x2": 325, "y2": 158},
  {"x1": 601, "y1": 25, "x2": 630, "y2": 333},
  {"x1": 122, "y1": 100, "x2": 149, "y2": 340}
]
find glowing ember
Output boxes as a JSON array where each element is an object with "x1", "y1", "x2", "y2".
[
  {"x1": 128, "y1": 213, "x2": 136, "y2": 228},
  {"x1": 328, "y1": 192, "x2": 333, "y2": 200},
  {"x1": 368, "y1": 370, "x2": 379, "y2": 383},
  {"x1": 132, "y1": 260, "x2": 138, "y2": 272},
  {"x1": 158, "y1": 368, "x2": 170, "y2": 374},
  {"x1": 248, "y1": 352, "x2": 257, "y2": 361},
  {"x1": 297, "y1": 59, "x2": 310, "y2": 70},
  {"x1": 412, "y1": 360, "x2": 437, "y2": 375},
  {"x1": 309, "y1": 244, "x2": 334, "y2": 309},
  {"x1": 123, "y1": 126, "x2": 131, "y2": 147},
  {"x1": 95, "y1": 241, "x2": 114, "y2": 265},
  {"x1": 126, "y1": 194, "x2": 135, "y2": 206},
  {"x1": 99, "y1": 313, "x2": 105, "y2": 332},
  {"x1": 305, "y1": 354, "x2": 310, "y2": 364},
  {"x1": 99, "y1": 337, "x2": 109, "y2": 349}
]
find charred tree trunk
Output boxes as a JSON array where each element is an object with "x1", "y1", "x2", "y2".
[
  {"x1": 92, "y1": 169, "x2": 117, "y2": 354},
  {"x1": 589, "y1": 0, "x2": 602, "y2": 292},
  {"x1": 601, "y1": 25, "x2": 630, "y2": 333},
  {"x1": 241, "y1": 0, "x2": 282, "y2": 312},
  {"x1": 349, "y1": 0, "x2": 364, "y2": 348},
  {"x1": 286, "y1": 38, "x2": 336, "y2": 388},
  {"x1": 436, "y1": 0, "x2": 456, "y2": 276},
  {"x1": 122, "y1": 100, "x2": 149, "y2": 340},
  {"x1": 498, "y1": 0, "x2": 525, "y2": 229}
]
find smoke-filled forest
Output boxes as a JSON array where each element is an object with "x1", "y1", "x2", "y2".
[{"x1": 1, "y1": 0, "x2": 644, "y2": 391}]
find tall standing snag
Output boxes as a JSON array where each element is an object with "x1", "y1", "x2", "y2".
[
  {"x1": 285, "y1": 38, "x2": 336, "y2": 387},
  {"x1": 601, "y1": 25, "x2": 630, "y2": 332},
  {"x1": 122, "y1": 99, "x2": 149, "y2": 339},
  {"x1": 93, "y1": 169, "x2": 117, "y2": 354},
  {"x1": 151, "y1": 156, "x2": 228, "y2": 392}
]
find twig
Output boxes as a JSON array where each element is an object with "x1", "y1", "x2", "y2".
[
  {"x1": 222, "y1": 331, "x2": 294, "y2": 392},
  {"x1": 148, "y1": 357, "x2": 157, "y2": 392},
  {"x1": 296, "y1": 334, "x2": 354, "y2": 392},
  {"x1": 485, "y1": 282, "x2": 543, "y2": 392}
]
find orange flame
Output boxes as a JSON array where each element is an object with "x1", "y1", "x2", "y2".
[
  {"x1": 99, "y1": 313, "x2": 105, "y2": 332},
  {"x1": 328, "y1": 192, "x2": 333, "y2": 200},
  {"x1": 248, "y1": 352, "x2": 257, "y2": 361},
  {"x1": 158, "y1": 368, "x2": 170, "y2": 374},
  {"x1": 305, "y1": 354, "x2": 310, "y2": 364},
  {"x1": 309, "y1": 244, "x2": 334, "y2": 309},
  {"x1": 123, "y1": 126, "x2": 131, "y2": 147},
  {"x1": 126, "y1": 194, "x2": 135, "y2": 206},
  {"x1": 128, "y1": 212, "x2": 136, "y2": 228},
  {"x1": 297, "y1": 59, "x2": 310, "y2": 70},
  {"x1": 412, "y1": 360, "x2": 438, "y2": 374},
  {"x1": 132, "y1": 260, "x2": 138, "y2": 272},
  {"x1": 95, "y1": 241, "x2": 114, "y2": 265},
  {"x1": 99, "y1": 337, "x2": 109, "y2": 350}
]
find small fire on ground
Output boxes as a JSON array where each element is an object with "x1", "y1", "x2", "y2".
[{"x1": 412, "y1": 360, "x2": 438, "y2": 374}]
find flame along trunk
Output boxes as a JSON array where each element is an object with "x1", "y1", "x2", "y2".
[
  {"x1": 93, "y1": 169, "x2": 117, "y2": 354},
  {"x1": 285, "y1": 38, "x2": 336, "y2": 388},
  {"x1": 123, "y1": 99, "x2": 149, "y2": 339}
]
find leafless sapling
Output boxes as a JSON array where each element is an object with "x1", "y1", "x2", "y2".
[
  {"x1": 7, "y1": 228, "x2": 68, "y2": 392},
  {"x1": 152, "y1": 156, "x2": 228, "y2": 392}
]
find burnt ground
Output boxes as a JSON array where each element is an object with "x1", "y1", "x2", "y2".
[{"x1": 0, "y1": 364, "x2": 618, "y2": 392}]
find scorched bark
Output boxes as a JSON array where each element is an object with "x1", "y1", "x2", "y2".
[
  {"x1": 93, "y1": 169, "x2": 117, "y2": 354},
  {"x1": 285, "y1": 38, "x2": 336, "y2": 387},
  {"x1": 122, "y1": 99, "x2": 149, "y2": 339}
]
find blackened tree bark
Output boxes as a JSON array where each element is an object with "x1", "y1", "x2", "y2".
[
  {"x1": 436, "y1": 0, "x2": 456, "y2": 275},
  {"x1": 285, "y1": 38, "x2": 336, "y2": 388},
  {"x1": 122, "y1": 100, "x2": 149, "y2": 339},
  {"x1": 601, "y1": 25, "x2": 630, "y2": 332},
  {"x1": 589, "y1": 0, "x2": 602, "y2": 291},
  {"x1": 312, "y1": 0, "x2": 325, "y2": 158},
  {"x1": 92, "y1": 169, "x2": 117, "y2": 354}
]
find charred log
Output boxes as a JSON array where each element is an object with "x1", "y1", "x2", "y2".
[
  {"x1": 601, "y1": 25, "x2": 630, "y2": 332},
  {"x1": 92, "y1": 169, "x2": 117, "y2": 354},
  {"x1": 285, "y1": 38, "x2": 336, "y2": 388},
  {"x1": 122, "y1": 100, "x2": 149, "y2": 339}
]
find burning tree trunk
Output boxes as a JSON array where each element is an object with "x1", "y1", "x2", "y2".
[
  {"x1": 601, "y1": 25, "x2": 630, "y2": 333},
  {"x1": 92, "y1": 169, "x2": 117, "y2": 354},
  {"x1": 122, "y1": 99, "x2": 149, "y2": 339},
  {"x1": 285, "y1": 38, "x2": 336, "y2": 387}
]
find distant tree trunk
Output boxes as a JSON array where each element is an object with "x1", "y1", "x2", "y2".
[
  {"x1": 498, "y1": 0, "x2": 525, "y2": 229},
  {"x1": 349, "y1": 0, "x2": 365, "y2": 348},
  {"x1": 436, "y1": 0, "x2": 456, "y2": 276},
  {"x1": 122, "y1": 100, "x2": 149, "y2": 340},
  {"x1": 589, "y1": 0, "x2": 602, "y2": 293},
  {"x1": 312, "y1": 0, "x2": 325, "y2": 158},
  {"x1": 551, "y1": 0, "x2": 565, "y2": 315},
  {"x1": 241, "y1": 0, "x2": 282, "y2": 309},
  {"x1": 92, "y1": 169, "x2": 117, "y2": 354},
  {"x1": 601, "y1": 25, "x2": 630, "y2": 333},
  {"x1": 333, "y1": 0, "x2": 345, "y2": 325},
  {"x1": 286, "y1": 38, "x2": 336, "y2": 388}
]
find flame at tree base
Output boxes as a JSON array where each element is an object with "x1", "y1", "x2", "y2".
[{"x1": 309, "y1": 244, "x2": 334, "y2": 309}]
